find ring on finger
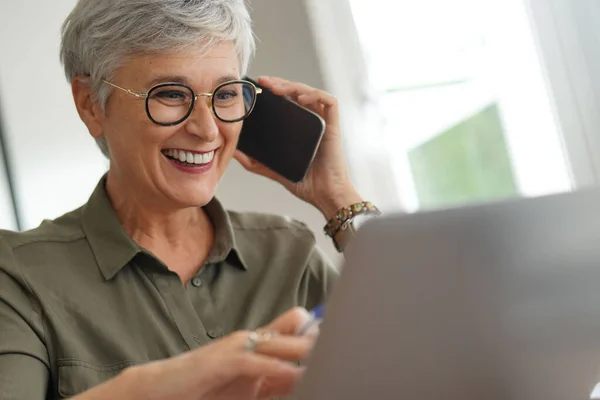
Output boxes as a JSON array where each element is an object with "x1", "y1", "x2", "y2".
[{"x1": 245, "y1": 331, "x2": 276, "y2": 353}]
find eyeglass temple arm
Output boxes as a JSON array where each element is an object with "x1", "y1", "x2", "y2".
[{"x1": 102, "y1": 80, "x2": 148, "y2": 98}]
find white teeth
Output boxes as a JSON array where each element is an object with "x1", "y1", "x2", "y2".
[
  {"x1": 203, "y1": 151, "x2": 214, "y2": 163},
  {"x1": 165, "y1": 149, "x2": 215, "y2": 165}
]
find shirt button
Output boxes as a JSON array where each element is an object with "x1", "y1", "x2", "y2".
[
  {"x1": 208, "y1": 329, "x2": 224, "y2": 339},
  {"x1": 191, "y1": 277, "x2": 203, "y2": 287}
]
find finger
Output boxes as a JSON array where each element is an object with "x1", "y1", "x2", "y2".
[
  {"x1": 262, "y1": 307, "x2": 312, "y2": 335},
  {"x1": 296, "y1": 92, "x2": 326, "y2": 116},
  {"x1": 207, "y1": 376, "x2": 261, "y2": 400},
  {"x1": 257, "y1": 76, "x2": 289, "y2": 87},
  {"x1": 301, "y1": 322, "x2": 321, "y2": 338},
  {"x1": 279, "y1": 85, "x2": 340, "y2": 130},
  {"x1": 252, "y1": 335, "x2": 315, "y2": 362},
  {"x1": 258, "y1": 76, "x2": 338, "y2": 109},
  {"x1": 258, "y1": 78, "x2": 341, "y2": 130},
  {"x1": 220, "y1": 335, "x2": 304, "y2": 377},
  {"x1": 297, "y1": 90, "x2": 337, "y2": 109},
  {"x1": 257, "y1": 371, "x2": 306, "y2": 399},
  {"x1": 258, "y1": 77, "x2": 316, "y2": 100},
  {"x1": 256, "y1": 76, "x2": 291, "y2": 96},
  {"x1": 297, "y1": 90, "x2": 340, "y2": 123},
  {"x1": 270, "y1": 82, "x2": 316, "y2": 101},
  {"x1": 233, "y1": 353, "x2": 304, "y2": 398}
]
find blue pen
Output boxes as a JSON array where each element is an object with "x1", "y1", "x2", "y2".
[{"x1": 298, "y1": 304, "x2": 325, "y2": 335}]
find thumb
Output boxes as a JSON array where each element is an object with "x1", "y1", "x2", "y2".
[{"x1": 261, "y1": 307, "x2": 312, "y2": 335}]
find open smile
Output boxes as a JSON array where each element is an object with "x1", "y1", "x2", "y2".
[{"x1": 161, "y1": 148, "x2": 216, "y2": 167}]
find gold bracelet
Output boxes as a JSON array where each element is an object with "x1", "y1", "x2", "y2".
[{"x1": 323, "y1": 201, "x2": 381, "y2": 239}]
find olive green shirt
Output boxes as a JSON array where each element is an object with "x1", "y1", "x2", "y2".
[{"x1": 0, "y1": 177, "x2": 338, "y2": 399}]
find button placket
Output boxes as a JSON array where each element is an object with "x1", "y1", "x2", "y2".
[
  {"x1": 188, "y1": 262, "x2": 212, "y2": 289},
  {"x1": 150, "y1": 270, "x2": 208, "y2": 349},
  {"x1": 187, "y1": 263, "x2": 228, "y2": 340}
]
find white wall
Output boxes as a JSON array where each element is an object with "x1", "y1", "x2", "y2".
[
  {"x1": 0, "y1": 95, "x2": 17, "y2": 230},
  {"x1": 0, "y1": 0, "x2": 341, "y2": 261},
  {"x1": 0, "y1": 0, "x2": 108, "y2": 230},
  {"x1": 0, "y1": 141, "x2": 17, "y2": 230},
  {"x1": 525, "y1": 0, "x2": 600, "y2": 188}
]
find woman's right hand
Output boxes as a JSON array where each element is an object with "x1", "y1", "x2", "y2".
[{"x1": 76, "y1": 307, "x2": 316, "y2": 400}]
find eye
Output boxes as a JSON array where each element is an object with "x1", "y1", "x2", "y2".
[
  {"x1": 154, "y1": 90, "x2": 188, "y2": 101},
  {"x1": 214, "y1": 90, "x2": 238, "y2": 102},
  {"x1": 148, "y1": 85, "x2": 193, "y2": 106}
]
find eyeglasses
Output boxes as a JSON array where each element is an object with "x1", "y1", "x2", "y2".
[{"x1": 102, "y1": 79, "x2": 262, "y2": 126}]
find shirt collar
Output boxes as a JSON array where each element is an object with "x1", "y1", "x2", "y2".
[
  {"x1": 204, "y1": 196, "x2": 248, "y2": 270},
  {"x1": 82, "y1": 176, "x2": 247, "y2": 281}
]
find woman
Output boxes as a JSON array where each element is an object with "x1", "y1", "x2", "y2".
[{"x1": 0, "y1": 0, "x2": 379, "y2": 399}]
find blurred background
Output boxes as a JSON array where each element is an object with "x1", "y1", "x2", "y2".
[{"x1": 1, "y1": 0, "x2": 599, "y2": 262}]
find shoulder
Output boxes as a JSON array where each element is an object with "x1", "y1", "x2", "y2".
[
  {"x1": 227, "y1": 209, "x2": 338, "y2": 274},
  {"x1": 0, "y1": 208, "x2": 86, "y2": 283},
  {"x1": 226, "y1": 209, "x2": 339, "y2": 309},
  {"x1": 0, "y1": 207, "x2": 85, "y2": 252},
  {"x1": 228, "y1": 210, "x2": 317, "y2": 243},
  {"x1": 226, "y1": 209, "x2": 322, "y2": 268}
]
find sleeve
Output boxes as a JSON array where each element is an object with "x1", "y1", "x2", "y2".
[
  {"x1": 298, "y1": 244, "x2": 340, "y2": 311},
  {"x1": 0, "y1": 237, "x2": 50, "y2": 399}
]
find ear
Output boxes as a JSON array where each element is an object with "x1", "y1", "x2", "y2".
[{"x1": 72, "y1": 77, "x2": 105, "y2": 140}]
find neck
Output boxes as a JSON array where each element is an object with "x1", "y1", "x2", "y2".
[{"x1": 105, "y1": 170, "x2": 215, "y2": 280}]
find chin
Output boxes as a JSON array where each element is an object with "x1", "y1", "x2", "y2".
[{"x1": 172, "y1": 189, "x2": 216, "y2": 208}]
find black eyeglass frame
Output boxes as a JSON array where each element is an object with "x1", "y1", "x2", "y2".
[{"x1": 102, "y1": 79, "x2": 263, "y2": 126}]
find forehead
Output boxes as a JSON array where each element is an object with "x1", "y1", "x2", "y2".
[{"x1": 117, "y1": 42, "x2": 240, "y2": 88}]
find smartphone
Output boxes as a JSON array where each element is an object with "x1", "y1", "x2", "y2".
[{"x1": 238, "y1": 77, "x2": 326, "y2": 183}]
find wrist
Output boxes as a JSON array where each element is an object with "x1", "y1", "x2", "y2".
[
  {"x1": 116, "y1": 366, "x2": 146, "y2": 399},
  {"x1": 72, "y1": 365, "x2": 144, "y2": 400},
  {"x1": 316, "y1": 188, "x2": 364, "y2": 220},
  {"x1": 322, "y1": 199, "x2": 382, "y2": 253}
]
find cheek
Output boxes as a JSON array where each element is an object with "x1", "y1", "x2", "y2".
[
  {"x1": 220, "y1": 122, "x2": 242, "y2": 153},
  {"x1": 106, "y1": 95, "x2": 140, "y2": 121},
  {"x1": 104, "y1": 113, "x2": 173, "y2": 160},
  {"x1": 104, "y1": 100, "x2": 143, "y2": 141}
]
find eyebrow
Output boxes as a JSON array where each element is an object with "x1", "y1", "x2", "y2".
[{"x1": 146, "y1": 74, "x2": 240, "y2": 90}]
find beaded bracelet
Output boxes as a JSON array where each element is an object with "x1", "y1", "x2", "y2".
[{"x1": 323, "y1": 201, "x2": 381, "y2": 238}]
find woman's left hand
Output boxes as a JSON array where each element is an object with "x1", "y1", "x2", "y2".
[{"x1": 234, "y1": 76, "x2": 363, "y2": 219}]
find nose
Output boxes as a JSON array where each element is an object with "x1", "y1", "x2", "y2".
[{"x1": 184, "y1": 95, "x2": 218, "y2": 142}]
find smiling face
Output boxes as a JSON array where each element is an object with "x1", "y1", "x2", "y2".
[{"x1": 95, "y1": 42, "x2": 243, "y2": 210}]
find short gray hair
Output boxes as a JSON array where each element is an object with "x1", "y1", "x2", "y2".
[{"x1": 60, "y1": 0, "x2": 256, "y2": 158}]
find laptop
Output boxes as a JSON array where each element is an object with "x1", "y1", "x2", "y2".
[{"x1": 295, "y1": 188, "x2": 600, "y2": 400}]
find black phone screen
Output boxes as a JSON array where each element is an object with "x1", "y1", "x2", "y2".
[{"x1": 238, "y1": 77, "x2": 325, "y2": 183}]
